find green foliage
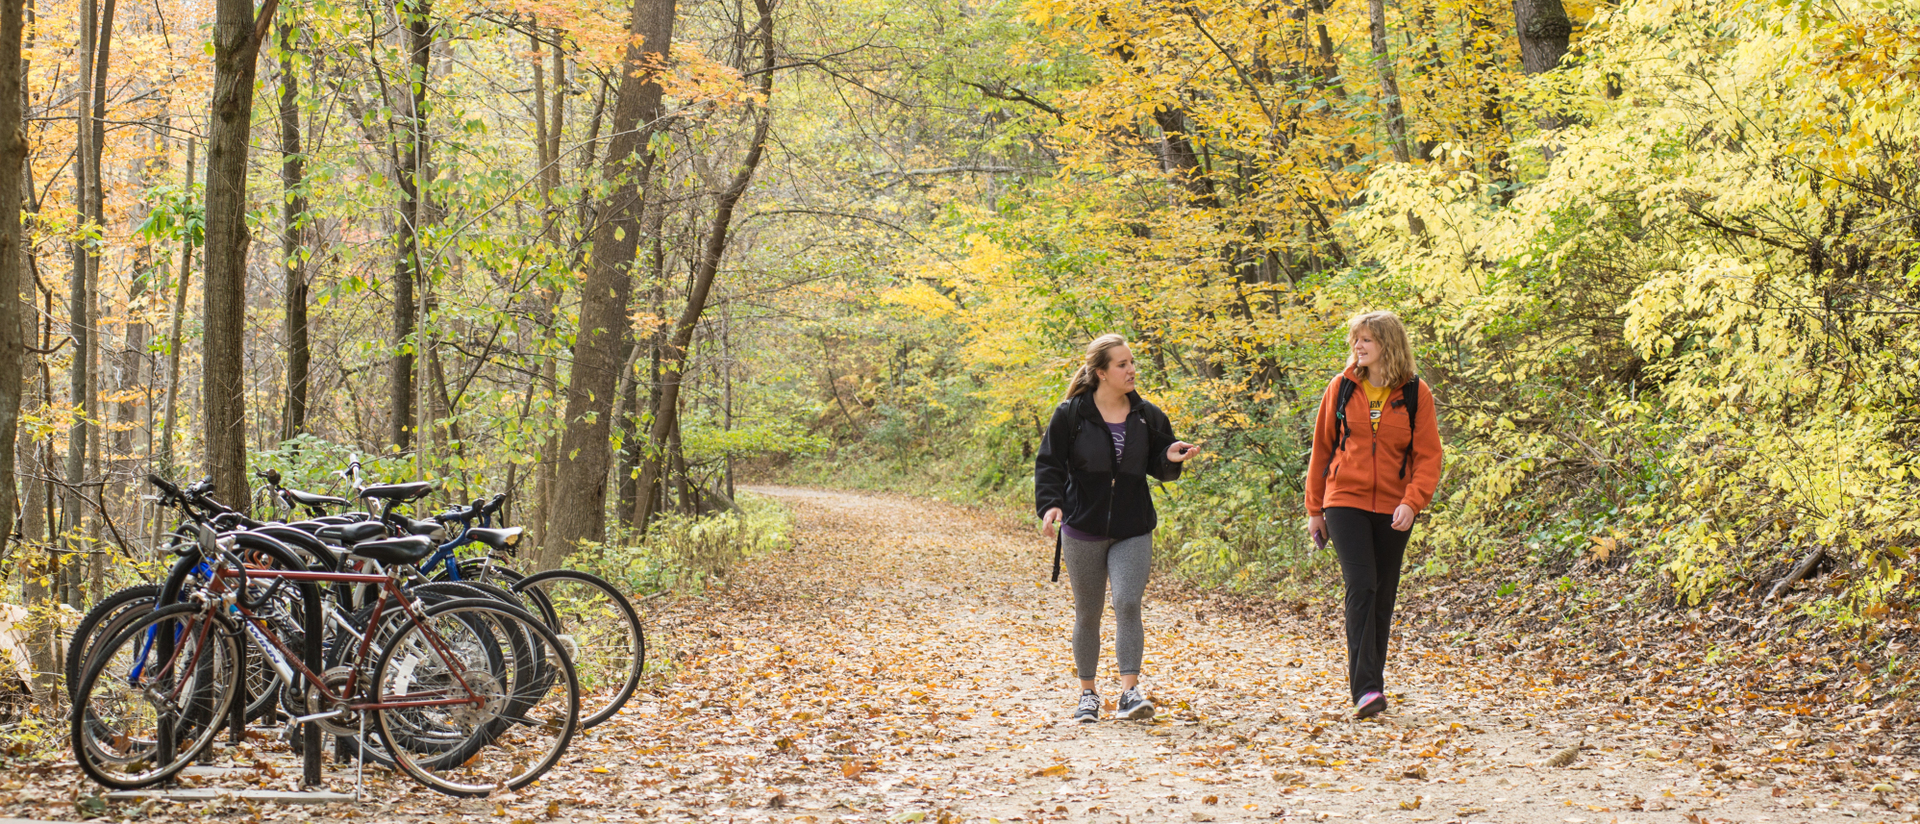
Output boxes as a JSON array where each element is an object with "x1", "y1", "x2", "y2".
[
  {"x1": 762, "y1": 0, "x2": 1920, "y2": 619},
  {"x1": 566, "y1": 491, "x2": 793, "y2": 596}
]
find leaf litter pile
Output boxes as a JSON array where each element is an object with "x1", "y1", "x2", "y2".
[{"x1": 4, "y1": 486, "x2": 1909, "y2": 823}]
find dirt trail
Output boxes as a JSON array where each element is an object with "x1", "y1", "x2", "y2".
[
  {"x1": 7, "y1": 487, "x2": 1895, "y2": 823},
  {"x1": 601, "y1": 487, "x2": 1885, "y2": 824}
]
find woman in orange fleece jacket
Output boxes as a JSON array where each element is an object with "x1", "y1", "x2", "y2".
[{"x1": 1305, "y1": 311, "x2": 1443, "y2": 719}]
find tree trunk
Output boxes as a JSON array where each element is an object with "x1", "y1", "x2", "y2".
[
  {"x1": 1514, "y1": 0, "x2": 1574, "y2": 139},
  {"x1": 0, "y1": 0, "x2": 27, "y2": 570},
  {"x1": 158, "y1": 138, "x2": 195, "y2": 475},
  {"x1": 389, "y1": 0, "x2": 431, "y2": 453},
  {"x1": 1306, "y1": 0, "x2": 1345, "y2": 96},
  {"x1": 545, "y1": 0, "x2": 677, "y2": 558},
  {"x1": 1368, "y1": 0, "x2": 1412, "y2": 164},
  {"x1": 614, "y1": 218, "x2": 664, "y2": 529},
  {"x1": 524, "y1": 25, "x2": 562, "y2": 553},
  {"x1": 633, "y1": 0, "x2": 775, "y2": 531},
  {"x1": 201, "y1": 0, "x2": 277, "y2": 509},
  {"x1": 1466, "y1": 4, "x2": 1513, "y2": 200},
  {"x1": 278, "y1": 22, "x2": 308, "y2": 442},
  {"x1": 1368, "y1": 0, "x2": 1427, "y2": 238},
  {"x1": 61, "y1": 0, "x2": 95, "y2": 600},
  {"x1": 1513, "y1": 0, "x2": 1572, "y2": 75}
]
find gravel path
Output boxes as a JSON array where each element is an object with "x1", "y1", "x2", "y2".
[{"x1": 7, "y1": 486, "x2": 1891, "y2": 824}]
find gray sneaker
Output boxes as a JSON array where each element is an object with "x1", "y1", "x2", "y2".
[
  {"x1": 1117, "y1": 686, "x2": 1155, "y2": 720},
  {"x1": 1074, "y1": 690, "x2": 1101, "y2": 724}
]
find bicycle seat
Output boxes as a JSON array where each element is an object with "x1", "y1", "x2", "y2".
[
  {"x1": 358, "y1": 482, "x2": 433, "y2": 502},
  {"x1": 464, "y1": 527, "x2": 523, "y2": 552},
  {"x1": 285, "y1": 488, "x2": 349, "y2": 508},
  {"x1": 317, "y1": 521, "x2": 388, "y2": 546},
  {"x1": 348, "y1": 535, "x2": 435, "y2": 566},
  {"x1": 400, "y1": 518, "x2": 443, "y2": 537}
]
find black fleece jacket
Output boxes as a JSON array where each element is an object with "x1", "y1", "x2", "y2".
[{"x1": 1033, "y1": 391, "x2": 1183, "y2": 541}]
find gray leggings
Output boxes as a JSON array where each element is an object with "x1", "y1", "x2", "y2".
[{"x1": 1061, "y1": 532, "x2": 1152, "y2": 680}]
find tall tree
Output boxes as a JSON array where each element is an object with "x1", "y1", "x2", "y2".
[
  {"x1": 60, "y1": 0, "x2": 97, "y2": 605},
  {"x1": 544, "y1": 0, "x2": 677, "y2": 555},
  {"x1": 202, "y1": 0, "x2": 279, "y2": 507},
  {"x1": 158, "y1": 138, "x2": 196, "y2": 476},
  {"x1": 1368, "y1": 0, "x2": 1412, "y2": 164},
  {"x1": 278, "y1": 22, "x2": 308, "y2": 441},
  {"x1": 526, "y1": 30, "x2": 568, "y2": 550},
  {"x1": 0, "y1": 0, "x2": 29, "y2": 567},
  {"x1": 632, "y1": 0, "x2": 776, "y2": 531},
  {"x1": 389, "y1": 0, "x2": 432, "y2": 452}
]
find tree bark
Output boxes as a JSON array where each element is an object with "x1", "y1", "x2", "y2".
[
  {"x1": 1513, "y1": 0, "x2": 1572, "y2": 75},
  {"x1": 158, "y1": 138, "x2": 195, "y2": 475},
  {"x1": 278, "y1": 22, "x2": 308, "y2": 442},
  {"x1": 524, "y1": 27, "x2": 560, "y2": 554},
  {"x1": 201, "y1": 0, "x2": 278, "y2": 509},
  {"x1": 545, "y1": 0, "x2": 677, "y2": 557},
  {"x1": 389, "y1": 0, "x2": 431, "y2": 452},
  {"x1": 0, "y1": 0, "x2": 28, "y2": 570},
  {"x1": 61, "y1": 0, "x2": 95, "y2": 600},
  {"x1": 1368, "y1": 0, "x2": 1426, "y2": 238},
  {"x1": 615, "y1": 215, "x2": 665, "y2": 529},
  {"x1": 1368, "y1": 0, "x2": 1412, "y2": 164},
  {"x1": 1514, "y1": 0, "x2": 1574, "y2": 139},
  {"x1": 632, "y1": 0, "x2": 775, "y2": 531}
]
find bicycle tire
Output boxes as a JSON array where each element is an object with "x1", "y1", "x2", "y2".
[
  {"x1": 72, "y1": 603, "x2": 241, "y2": 790},
  {"x1": 323, "y1": 580, "x2": 537, "y2": 764},
  {"x1": 371, "y1": 597, "x2": 578, "y2": 797},
  {"x1": 510, "y1": 569, "x2": 644, "y2": 727},
  {"x1": 65, "y1": 584, "x2": 162, "y2": 700}
]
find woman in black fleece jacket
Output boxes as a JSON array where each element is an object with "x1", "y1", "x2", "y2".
[{"x1": 1035, "y1": 334, "x2": 1201, "y2": 723}]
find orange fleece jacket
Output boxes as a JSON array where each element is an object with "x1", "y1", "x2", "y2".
[{"x1": 1304, "y1": 367, "x2": 1444, "y2": 517}]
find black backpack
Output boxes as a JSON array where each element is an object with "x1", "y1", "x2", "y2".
[{"x1": 1327, "y1": 375, "x2": 1422, "y2": 480}]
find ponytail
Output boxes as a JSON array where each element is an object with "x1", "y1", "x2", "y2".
[
  {"x1": 1065, "y1": 334, "x2": 1129, "y2": 400},
  {"x1": 1065, "y1": 364, "x2": 1097, "y2": 398}
]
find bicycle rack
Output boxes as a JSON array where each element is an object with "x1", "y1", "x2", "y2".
[{"x1": 109, "y1": 578, "x2": 352, "y2": 805}]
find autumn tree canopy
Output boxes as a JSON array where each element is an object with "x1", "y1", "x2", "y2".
[{"x1": 1, "y1": 0, "x2": 1914, "y2": 684}]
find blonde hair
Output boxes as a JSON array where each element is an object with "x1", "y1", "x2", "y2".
[
  {"x1": 1065, "y1": 334, "x2": 1129, "y2": 399},
  {"x1": 1346, "y1": 311, "x2": 1416, "y2": 387}
]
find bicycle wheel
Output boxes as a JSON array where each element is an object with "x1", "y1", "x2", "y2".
[
  {"x1": 371, "y1": 598, "x2": 577, "y2": 797},
  {"x1": 94, "y1": 581, "x2": 283, "y2": 725},
  {"x1": 510, "y1": 570, "x2": 643, "y2": 727},
  {"x1": 72, "y1": 603, "x2": 240, "y2": 790},
  {"x1": 328, "y1": 579, "x2": 546, "y2": 764},
  {"x1": 65, "y1": 584, "x2": 162, "y2": 700}
]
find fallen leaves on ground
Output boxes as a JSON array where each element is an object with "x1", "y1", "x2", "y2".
[{"x1": 0, "y1": 486, "x2": 1909, "y2": 823}]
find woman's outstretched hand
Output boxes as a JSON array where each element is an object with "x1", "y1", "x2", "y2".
[
  {"x1": 1041, "y1": 507, "x2": 1063, "y2": 539},
  {"x1": 1166, "y1": 441, "x2": 1201, "y2": 462}
]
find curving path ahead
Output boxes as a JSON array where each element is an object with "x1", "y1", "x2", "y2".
[{"x1": 588, "y1": 486, "x2": 1875, "y2": 824}]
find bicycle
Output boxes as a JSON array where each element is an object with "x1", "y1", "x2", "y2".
[{"x1": 71, "y1": 504, "x2": 580, "y2": 797}]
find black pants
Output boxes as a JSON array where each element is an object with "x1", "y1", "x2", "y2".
[{"x1": 1326, "y1": 506, "x2": 1411, "y2": 703}]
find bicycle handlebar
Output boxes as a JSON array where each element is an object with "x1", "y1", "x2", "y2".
[{"x1": 434, "y1": 492, "x2": 508, "y2": 525}]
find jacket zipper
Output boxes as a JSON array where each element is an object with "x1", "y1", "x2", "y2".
[
  {"x1": 1366, "y1": 386, "x2": 1381, "y2": 512},
  {"x1": 1104, "y1": 412, "x2": 1129, "y2": 537}
]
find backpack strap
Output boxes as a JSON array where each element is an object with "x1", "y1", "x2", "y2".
[
  {"x1": 1052, "y1": 406, "x2": 1086, "y2": 583},
  {"x1": 1325, "y1": 377, "x2": 1358, "y2": 478},
  {"x1": 1398, "y1": 376, "x2": 1421, "y2": 480},
  {"x1": 1052, "y1": 528, "x2": 1063, "y2": 582}
]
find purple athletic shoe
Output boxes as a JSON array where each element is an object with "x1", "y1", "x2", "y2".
[{"x1": 1354, "y1": 691, "x2": 1387, "y2": 719}]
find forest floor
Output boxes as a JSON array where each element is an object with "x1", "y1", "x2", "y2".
[{"x1": 4, "y1": 486, "x2": 1912, "y2": 823}]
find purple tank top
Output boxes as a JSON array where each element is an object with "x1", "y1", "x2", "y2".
[{"x1": 1062, "y1": 420, "x2": 1129, "y2": 542}]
